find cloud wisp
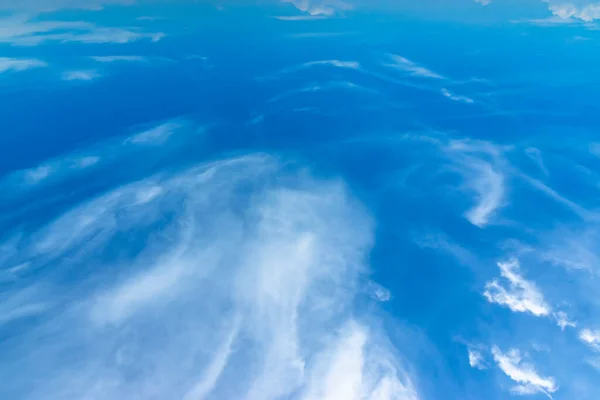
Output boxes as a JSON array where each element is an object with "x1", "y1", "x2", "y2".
[
  {"x1": 0, "y1": 15, "x2": 164, "y2": 46},
  {"x1": 491, "y1": 346, "x2": 558, "y2": 397},
  {"x1": 0, "y1": 57, "x2": 47, "y2": 73},
  {"x1": 445, "y1": 139, "x2": 508, "y2": 227},
  {"x1": 0, "y1": 152, "x2": 420, "y2": 400},
  {"x1": 484, "y1": 259, "x2": 551, "y2": 318},
  {"x1": 468, "y1": 349, "x2": 487, "y2": 369},
  {"x1": 62, "y1": 69, "x2": 102, "y2": 81},
  {"x1": 441, "y1": 88, "x2": 475, "y2": 104},
  {"x1": 0, "y1": 118, "x2": 195, "y2": 203},
  {"x1": 383, "y1": 54, "x2": 444, "y2": 80}
]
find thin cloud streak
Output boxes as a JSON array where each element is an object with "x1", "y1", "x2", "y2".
[{"x1": 0, "y1": 57, "x2": 47, "y2": 73}]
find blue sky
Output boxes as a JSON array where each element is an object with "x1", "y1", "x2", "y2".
[{"x1": 1, "y1": 1, "x2": 600, "y2": 399}]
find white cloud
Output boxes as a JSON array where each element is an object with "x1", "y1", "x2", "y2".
[
  {"x1": 554, "y1": 311, "x2": 576, "y2": 330},
  {"x1": 545, "y1": 1, "x2": 600, "y2": 22},
  {"x1": 282, "y1": 0, "x2": 354, "y2": 16},
  {"x1": 365, "y1": 281, "x2": 392, "y2": 302},
  {"x1": 383, "y1": 54, "x2": 444, "y2": 79},
  {"x1": 0, "y1": 15, "x2": 164, "y2": 46},
  {"x1": 468, "y1": 349, "x2": 486, "y2": 369},
  {"x1": 441, "y1": 88, "x2": 474, "y2": 104},
  {"x1": 492, "y1": 346, "x2": 558, "y2": 397},
  {"x1": 62, "y1": 69, "x2": 102, "y2": 81},
  {"x1": 0, "y1": 57, "x2": 46, "y2": 73},
  {"x1": 0, "y1": 152, "x2": 420, "y2": 400},
  {"x1": 484, "y1": 259, "x2": 551, "y2": 317},
  {"x1": 580, "y1": 329, "x2": 600, "y2": 351},
  {"x1": 475, "y1": 0, "x2": 491, "y2": 5}
]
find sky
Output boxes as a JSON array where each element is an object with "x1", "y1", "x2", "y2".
[{"x1": 1, "y1": 0, "x2": 600, "y2": 399}]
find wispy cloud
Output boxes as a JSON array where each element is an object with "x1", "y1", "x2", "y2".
[
  {"x1": 554, "y1": 311, "x2": 577, "y2": 330},
  {"x1": 0, "y1": 151, "x2": 420, "y2": 400},
  {"x1": 441, "y1": 88, "x2": 474, "y2": 104},
  {"x1": 0, "y1": 15, "x2": 164, "y2": 46},
  {"x1": 90, "y1": 55, "x2": 149, "y2": 63},
  {"x1": 525, "y1": 147, "x2": 550, "y2": 177},
  {"x1": 383, "y1": 54, "x2": 444, "y2": 79},
  {"x1": 464, "y1": 160, "x2": 504, "y2": 227},
  {"x1": 468, "y1": 349, "x2": 487, "y2": 369},
  {"x1": 0, "y1": 57, "x2": 46, "y2": 73},
  {"x1": 0, "y1": 0, "x2": 135, "y2": 12},
  {"x1": 484, "y1": 259, "x2": 551, "y2": 317},
  {"x1": 0, "y1": 119, "x2": 192, "y2": 199},
  {"x1": 62, "y1": 69, "x2": 102, "y2": 81},
  {"x1": 302, "y1": 59, "x2": 360, "y2": 69},
  {"x1": 491, "y1": 346, "x2": 558, "y2": 397},
  {"x1": 125, "y1": 120, "x2": 184, "y2": 146}
]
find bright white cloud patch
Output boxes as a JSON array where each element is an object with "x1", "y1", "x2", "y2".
[
  {"x1": 383, "y1": 54, "x2": 444, "y2": 79},
  {"x1": 0, "y1": 57, "x2": 46, "y2": 73},
  {"x1": 484, "y1": 259, "x2": 551, "y2": 317},
  {"x1": 491, "y1": 346, "x2": 558, "y2": 397},
  {"x1": 0, "y1": 153, "x2": 419, "y2": 400},
  {"x1": 580, "y1": 329, "x2": 600, "y2": 351}
]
